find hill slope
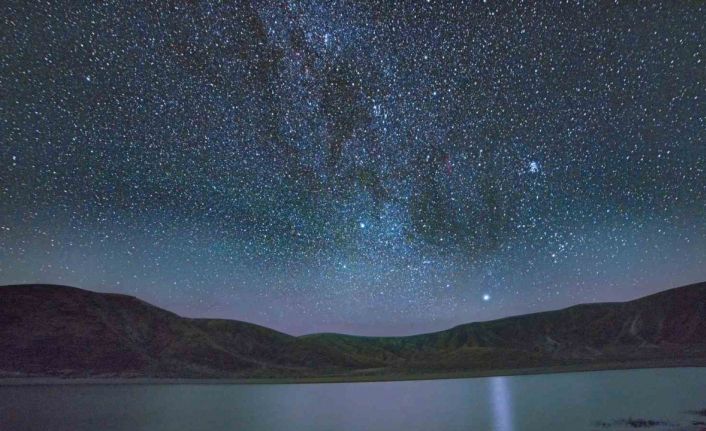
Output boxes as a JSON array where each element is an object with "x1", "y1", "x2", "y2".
[
  {"x1": 0, "y1": 285, "x2": 375, "y2": 377},
  {"x1": 304, "y1": 282, "x2": 706, "y2": 371},
  {"x1": 1, "y1": 282, "x2": 706, "y2": 378}
]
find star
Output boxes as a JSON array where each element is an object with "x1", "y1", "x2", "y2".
[{"x1": 1, "y1": 0, "x2": 704, "y2": 336}]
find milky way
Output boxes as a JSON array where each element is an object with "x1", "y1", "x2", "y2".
[{"x1": 1, "y1": 1, "x2": 705, "y2": 335}]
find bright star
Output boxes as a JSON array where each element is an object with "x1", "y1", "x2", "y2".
[
  {"x1": 483, "y1": 294, "x2": 491, "y2": 301},
  {"x1": 359, "y1": 222, "x2": 366, "y2": 229},
  {"x1": 529, "y1": 161, "x2": 539, "y2": 173}
]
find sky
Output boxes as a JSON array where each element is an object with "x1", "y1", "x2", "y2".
[{"x1": 1, "y1": 1, "x2": 705, "y2": 336}]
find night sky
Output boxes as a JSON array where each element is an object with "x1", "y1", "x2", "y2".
[{"x1": 1, "y1": 1, "x2": 705, "y2": 336}]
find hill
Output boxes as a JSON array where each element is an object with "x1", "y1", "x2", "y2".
[
  {"x1": 304, "y1": 282, "x2": 706, "y2": 372},
  {"x1": 1, "y1": 282, "x2": 705, "y2": 379},
  {"x1": 0, "y1": 285, "x2": 375, "y2": 378}
]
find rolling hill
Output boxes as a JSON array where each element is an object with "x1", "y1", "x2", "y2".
[{"x1": 1, "y1": 282, "x2": 705, "y2": 379}]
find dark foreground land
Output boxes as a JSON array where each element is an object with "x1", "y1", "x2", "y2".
[{"x1": 1, "y1": 282, "x2": 706, "y2": 383}]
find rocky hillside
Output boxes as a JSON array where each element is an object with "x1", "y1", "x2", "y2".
[{"x1": 304, "y1": 281, "x2": 706, "y2": 371}]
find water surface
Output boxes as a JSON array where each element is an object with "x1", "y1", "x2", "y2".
[{"x1": 2, "y1": 368, "x2": 706, "y2": 431}]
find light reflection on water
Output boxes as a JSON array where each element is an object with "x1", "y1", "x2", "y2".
[{"x1": 489, "y1": 376, "x2": 514, "y2": 431}]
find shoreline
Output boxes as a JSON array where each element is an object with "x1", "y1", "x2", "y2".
[{"x1": 2, "y1": 360, "x2": 705, "y2": 386}]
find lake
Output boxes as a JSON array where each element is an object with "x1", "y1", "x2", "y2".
[{"x1": 2, "y1": 368, "x2": 706, "y2": 431}]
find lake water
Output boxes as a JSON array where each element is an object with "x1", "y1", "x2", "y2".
[{"x1": 2, "y1": 368, "x2": 706, "y2": 431}]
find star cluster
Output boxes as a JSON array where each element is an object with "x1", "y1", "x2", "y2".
[{"x1": 1, "y1": 1, "x2": 705, "y2": 335}]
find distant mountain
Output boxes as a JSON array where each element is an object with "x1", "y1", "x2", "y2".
[{"x1": 1, "y1": 282, "x2": 706, "y2": 379}]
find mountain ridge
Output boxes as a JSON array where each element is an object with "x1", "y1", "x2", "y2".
[{"x1": 1, "y1": 282, "x2": 706, "y2": 379}]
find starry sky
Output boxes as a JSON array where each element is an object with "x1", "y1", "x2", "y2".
[{"x1": 1, "y1": 1, "x2": 705, "y2": 336}]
